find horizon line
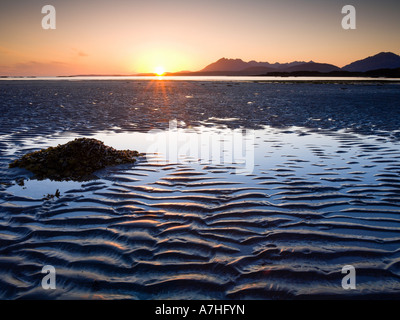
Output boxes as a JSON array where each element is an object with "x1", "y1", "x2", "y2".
[{"x1": 1, "y1": 51, "x2": 398, "y2": 77}]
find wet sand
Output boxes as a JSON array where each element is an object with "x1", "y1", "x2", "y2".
[{"x1": 0, "y1": 80, "x2": 400, "y2": 299}]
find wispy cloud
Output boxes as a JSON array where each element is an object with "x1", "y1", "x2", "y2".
[
  {"x1": 0, "y1": 60, "x2": 77, "y2": 76},
  {"x1": 0, "y1": 46, "x2": 25, "y2": 58},
  {"x1": 78, "y1": 51, "x2": 89, "y2": 57},
  {"x1": 71, "y1": 48, "x2": 89, "y2": 58}
]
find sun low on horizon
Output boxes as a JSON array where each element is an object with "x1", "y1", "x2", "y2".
[
  {"x1": 127, "y1": 44, "x2": 198, "y2": 76},
  {"x1": 154, "y1": 66, "x2": 166, "y2": 76}
]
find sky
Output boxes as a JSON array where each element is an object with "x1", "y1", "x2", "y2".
[{"x1": 0, "y1": 0, "x2": 399, "y2": 76}]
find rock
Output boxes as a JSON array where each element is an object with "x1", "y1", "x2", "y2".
[{"x1": 9, "y1": 138, "x2": 141, "y2": 181}]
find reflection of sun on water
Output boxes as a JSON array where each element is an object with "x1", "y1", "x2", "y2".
[{"x1": 155, "y1": 66, "x2": 166, "y2": 76}]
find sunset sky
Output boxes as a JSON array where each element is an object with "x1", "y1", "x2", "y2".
[{"x1": 0, "y1": 0, "x2": 399, "y2": 76}]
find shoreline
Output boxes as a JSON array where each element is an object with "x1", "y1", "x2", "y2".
[
  {"x1": 1, "y1": 80, "x2": 399, "y2": 140},
  {"x1": 1, "y1": 76, "x2": 400, "y2": 83}
]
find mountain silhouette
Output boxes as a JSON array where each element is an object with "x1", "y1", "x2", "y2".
[
  {"x1": 163, "y1": 52, "x2": 400, "y2": 77},
  {"x1": 282, "y1": 62, "x2": 341, "y2": 73},
  {"x1": 342, "y1": 52, "x2": 400, "y2": 72},
  {"x1": 200, "y1": 57, "x2": 305, "y2": 74},
  {"x1": 201, "y1": 58, "x2": 253, "y2": 72}
]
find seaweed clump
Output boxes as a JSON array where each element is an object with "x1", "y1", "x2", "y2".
[{"x1": 9, "y1": 138, "x2": 140, "y2": 181}]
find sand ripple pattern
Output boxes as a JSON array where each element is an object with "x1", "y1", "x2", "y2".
[
  {"x1": 1, "y1": 81, "x2": 400, "y2": 299},
  {"x1": 1, "y1": 128, "x2": 400, "y2": 299}
]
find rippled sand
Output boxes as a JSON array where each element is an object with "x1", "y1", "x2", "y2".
[{"x1": 1, "y1": 80, "x2": 400, "y2": 299}]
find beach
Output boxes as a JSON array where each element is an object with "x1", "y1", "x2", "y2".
[{"x1": 1, "y1": 79, "x2": 400, "y2": 299}]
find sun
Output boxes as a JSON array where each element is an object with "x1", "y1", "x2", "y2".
[{"x1": 154, "y1": 66, "x2": 166, "y2": 76}]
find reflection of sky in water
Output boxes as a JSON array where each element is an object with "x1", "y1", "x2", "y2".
[
  {"x1": 6, "y1": 125, "x2": 400, "y2": 203},
  {"x1": 2, "y1": 124, "x2": 400, "y2": 299}
]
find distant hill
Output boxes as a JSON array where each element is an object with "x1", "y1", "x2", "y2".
[
  {"x1": 282, "y1": 62, "x2": 341, "y2": 73},
  {"x1": 365, "y1": 67, "x2": 400, "y2": 78},
  {"x1": 342, "y1": 52, "x2": 400, "y2": 72},
  {"x1": 165, "y1": 52, "x2": 400, "y2": 77},
  {"x1": 234, "y1": 66, "x2": 277, "y2": 75},
  {"x1": 201, "y1": 58, "x2": 254, "y2": 72},
  {"x1": 200, "y1": 57, "x2": 305, "y2": 74}
]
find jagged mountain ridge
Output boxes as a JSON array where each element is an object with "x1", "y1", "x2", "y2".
[
  {"x1": 201, "y1": 57, "x2": 306, "y2": 72},
  {"x1": 195, "y1": 52, "x2": 400, "y2": 75},
  {"x1": 342, "y1": 52, "x2": 400, "y2": 72}
]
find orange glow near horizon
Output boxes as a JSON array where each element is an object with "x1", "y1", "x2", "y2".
[
  {"x1": 127, "y1": 43, "x2": 198, "y2": 75},
  {"x1": 154, "y1": 66, "x2": 166, "y2": 76},
  {"x1": 1, "y1": 1, "x2": 400, "y2": 76}
]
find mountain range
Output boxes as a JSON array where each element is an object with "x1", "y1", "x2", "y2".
[{"x1": 169, "y1": 52, "x2": 400, "y2": 77}]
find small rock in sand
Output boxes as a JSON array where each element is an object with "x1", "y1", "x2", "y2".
[{"x1": 9, "y1": 138, "x2": 140, "y2": 181}]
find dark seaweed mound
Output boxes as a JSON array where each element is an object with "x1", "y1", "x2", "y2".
[{"x1": 9, "y1": 138, "x2": 140, "y2": 181}]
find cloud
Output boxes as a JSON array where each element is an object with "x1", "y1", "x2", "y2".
[
  {"x1": 0, "y1": 46, "x2": 12, "y2": 55},
  {"x1": 78, "y1": 51, "x2": 89, "y2": 57},
  {"x1": 71, "y1": 48, "x2": 89, "y2": 58},
  {"x1": 0, "y1": 60, "x2": 77, "y2": 76},
  {"x1": 0, "y1": 46, "x2": 25, "y2": 59}
]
